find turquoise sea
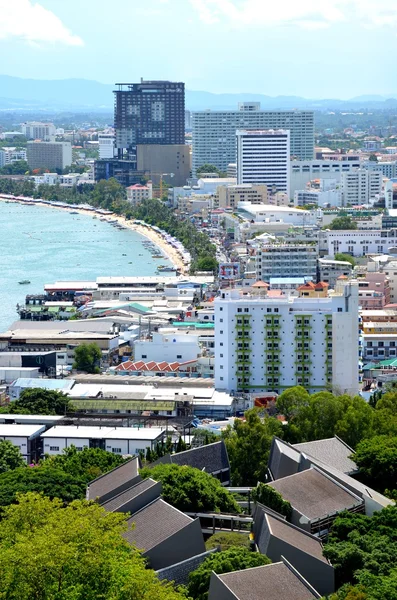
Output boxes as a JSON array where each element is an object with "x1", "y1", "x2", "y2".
[{"x1": 0, "y1": 201, "x2": 169, "y2": 331}]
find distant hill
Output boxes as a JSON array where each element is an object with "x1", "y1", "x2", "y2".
[{"x1": 0, "y1": 75, "x2": 396, "y2": 111}]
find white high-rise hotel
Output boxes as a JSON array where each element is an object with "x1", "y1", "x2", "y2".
[
  {"x1": 215, "y1": 281, "x2": 359, "y2": 395},
  {"x1": 236, "y1": 129, "x2": 290, "y2": 196}
]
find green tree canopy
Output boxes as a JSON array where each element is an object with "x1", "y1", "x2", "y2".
[
  {"x1": 196, "y1": 163, "x2": 222, "y2": 176},
  {"x1": 73, "y1": 342, "x2": 102, "y2": 373},
  {"x1": 3, "y1": 388, "x2": 72, "y2": 415},
  {"x1": 222, "y1": 409, "x2": 284, "y2": 486},
  {"x1": 276, "y1": 386, "x2": 310, "y2": 420},
  {"x1": 187, "y1": 547, "x2": 271, "y2": 600},
  {"x1": 0, "y1": 492, "x2": 185, "y2": 600},
  {"x1": 0, "y1": 466, "x2": 86, "y2": 508},
  {"x1": 335, "y1": 253, "x2": 356, "y2": 267},
  {"x1": 328, "y1": 216, "x2": 358, "y2": 230},
  {"x1": 195, "y1": 255, "x2": 218, "y2": 272},
  {"x1": 0, "y1": 440, "x2": 25, "y2": 473},
  {"x1": 252, "y1": 483, "x2": 293, "y2": 520},
  {"x1": 140, "y1": 463, "x2": 240, "y2": 513},
  {"x1": 352, "y1": 436, "x2": 397, "y2": 493},
  {"x1": 43, "y1": 445, "x2": 126, "y2": 483}
]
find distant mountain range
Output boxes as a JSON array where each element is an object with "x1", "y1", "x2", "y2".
[{"x1": 0, "y1": 75, "x2": 397, "y2": 112}]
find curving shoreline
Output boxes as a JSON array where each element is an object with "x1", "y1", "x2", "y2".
[{"x1": 0, "y1": 194, "x2": 189, "y2": 274}]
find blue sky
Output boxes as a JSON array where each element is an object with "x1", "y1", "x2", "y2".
[{"x1": 1, "y1": 0, "x2": 397, "y2": 98}]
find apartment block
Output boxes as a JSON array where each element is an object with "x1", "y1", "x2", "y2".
[
  {"x1": 26, "y1": 141, "x2": 72, "y2": 171},
  {"x1": 236, "y1": 129, "x2": 290, "y2": 195},
  {"x1": 21, "y1": 121, "x2": 56, "y2": 140},
  {"x1": 318, "y1": 259, "x2": 353, "y2": 288},
  {"x1": 0, "y1": 147, "x2": 27, "y2": 167},
  {"x1": 256, "y1": 243, "x2": 317, "y2": 282},
  {"x1": 290, "y1": 160, "x2": 361, "y2": 199},
  {"x1": 98, "y1": 133, "x2": 115, "y2": 159},
  {"x1": 192, "y1": 106, "x2": 314, "y2": 175},
  {"x1": 326, "y1": 229, "x2": 397, "y2": 257},
  {"x1": 216, "y1": 184, "x2": 269, "y2": 209},
  {"x1": 214, "y1": 281, "x2": 359, "y2": 395},
  {"x1": 126, "y1": 182, "x2": 153, "y2": 205},
  {"x1": 340, "y1": 169, "x2": 382, "y2": 205}
]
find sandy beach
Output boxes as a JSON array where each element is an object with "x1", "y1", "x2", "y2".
[{"x1": 0, "y1": 195, "x2": 188, "y2": 274}]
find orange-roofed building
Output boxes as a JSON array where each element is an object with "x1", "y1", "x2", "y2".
[{"x1": 298, "y1": 281, "x2": 329, "y2": 298}]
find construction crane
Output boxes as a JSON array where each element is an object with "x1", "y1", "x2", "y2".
[{"x1": 150, "y1": 172, "x2": 174, "y2": 200}]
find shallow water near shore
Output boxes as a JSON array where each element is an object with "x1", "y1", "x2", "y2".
[{"x1": 0, "y1": 201, "x2": 171, "y2": 331}]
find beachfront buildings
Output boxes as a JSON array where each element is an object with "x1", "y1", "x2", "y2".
[
  {"x1": 214, "y1": 280, "x2": 359, "y2": 395},
  {"x1": 236, "y1": 129, "x2": 290, "y2": 196},
  {"x1": 126, "y1": 181, "x2": 153, "y2": 205},
  {"x1": 26, "y1": 141, "x2": 72, "y2": 171},
  {"x1": 191, "y1": 105, "x2": 314, "y2": 175}
]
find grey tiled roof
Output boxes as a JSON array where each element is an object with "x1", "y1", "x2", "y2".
[
  {"x1": 86, "y1": 456, "x2": 140, "y2": 501},
  {"x1": 269, "y1": 468, "x2": 362, "y2": 520},
  {"x1": 153, "y1": 440, "x2": 230, "y2": 474},
  {"x1": 216, "y1": 562, "x2": 318, "y2": 600},
  {"x1": 293, "y1": 437, "x2": 357, "y2": 474},
  {"x1": 156, "y1": 549, "x2": 218, "y2": 586},
  {"x1": 123, "y1": 498, "x2": 193, "y2": 551},
  {"x1": 101, "y1": 478, "x2": 158, "y2": 512},
  {"x1": 265, "y1": 512, "x2": 327, "y2": 563}
]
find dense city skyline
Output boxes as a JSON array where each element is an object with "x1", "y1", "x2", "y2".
[{"x1": 1, "y1": 0, "x2": 397, "y2": 98}]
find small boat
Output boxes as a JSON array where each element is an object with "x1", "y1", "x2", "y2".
[
  {"x1": 157, "y1": 266, "x2": 176, "y2": 272},
  {"x1": 69, "y1": 211, "x2": 79, "y2": 215},
  {"x1": 19, "y1": 280, "x2": 31, "y2": 285}
]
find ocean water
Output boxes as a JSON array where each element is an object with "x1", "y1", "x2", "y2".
[{"x1": 0, "y1": 201, "x2": 170, "y2": 331}]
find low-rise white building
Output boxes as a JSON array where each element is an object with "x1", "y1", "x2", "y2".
[
  {"x1": 318, "y1": 258, "x2": 353, "y2": 288},
  {"x1": 126, "y1": 182, "x2": 153, "y2": 205},
  {"x1": 41, "y1": 426, "x2": 166, "y2": 456},
  {"x1": 294, "y1": 188, "x2": 342, "y2": 208},
  {"x1": 0, "y1": 424, "x2": 46, "y2": 462},
  {"x1": 98, "y1": 133, "x2": 115, "y2": 159},
  {"x1": 238, "y1": 203, "x2": 316, "y2": 226},
  {"x1": 326, "y1": 229, "x2": 397, "y2": 257},
  {"x1": 134, "y1": 330, "x2": 201, "y2": 364},
  {"x1": 214, "y1": 280, "x2": 359, "y2": 395},
  {"x1": 0, "y1": 147, "x2": 27, "y2": 167}
]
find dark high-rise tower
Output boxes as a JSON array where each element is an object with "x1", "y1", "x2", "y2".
[{"x1": 114, "y1": 79, "x2": 185, "y2": 159}]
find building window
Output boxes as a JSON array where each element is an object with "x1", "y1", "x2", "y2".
[
  {"x1": 49, "y1": 446, "x2": 59, "y2": 452},
  {"x1": 177, "y1": 355, "x2": 182, "y2": 359},
  {"x1": 337, "y1": 308, "x2": 342, "y2": 312},
  {"x1": 142, "y1": 354, "x2": 147, "y2": 359},
  {"x1": 112, "y1": 448, "x2": 122, "y2": 453},
  {"x1": 220, "y1": 376, "x2": 224, "y2": 381},
  {"x1": 244, "y1": 308, "x2": 249, "y2": 313},
  {"x1": 237, "y1": 308, "x2": 242, "y2": 313}
]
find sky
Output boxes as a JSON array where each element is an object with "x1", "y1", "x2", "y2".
[{"x1": 0, "y1": 0, "x2": 396, "y2": 99}]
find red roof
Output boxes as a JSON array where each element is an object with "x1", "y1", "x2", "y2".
[{"x1": 114, "y1": 359, "x2": 197, "y2": 373}]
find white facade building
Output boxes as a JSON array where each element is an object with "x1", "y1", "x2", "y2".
[
  {"x1": 192, "y1": 107, "x2": 314, "y2": 175},
  {"x1": 0, "y1": 147, "x2": 27, "y2": 167},
  {"x1": 364, "y1": 161, "x2": 397, "y2": 179},
  {"x1": 294, "y1": 188, "x2": 342, "y2": 208},
  {"x1": 326, "y1": 229, "x2": 397, "y2": 257},
  {"x1": 237, "y1": 203, "x2": 316, "y2": 226},
  {"x1": 214, "y1": 281, "x2": 359, "y2": 395},
  {"x1": 98, "y1": 133, "x2": 115, "y2": 159},
  {"x1": 126, "y1": 182, "x2": 153, "y2": 205},
  {"x1": 236, "y1": 129, "x2": 290, "y2": 196},
  {"x1": 255, "y1": 242, "x2": 318, "y2": 282},
  {"x1": 290, "y1": 160, "x2": 361, "y2": 199},
  {"x1": 134, "y1": 330, "x2": 201, "y2": 363},
  {"x1": 21, "y1": 121, "x2": 56, "y2": 140},
  {"x1": 340, "y1": 169, "x2": 382, "y2": 205},
  {"x1": 318, "y1": 258, "x2": 353, "y2": 288},
  {"x1": 41, "y1": 426, "x2": 166, "y2": 456}
]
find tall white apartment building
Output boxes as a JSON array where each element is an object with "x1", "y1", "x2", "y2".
[
  {"x1": 255, "y1": 242, "x2": 317, "y2": 282},
  {"x1": 0, "y1": 147, "x2": 27, "y2": 167},
  {"x1": 340, "y1": 169, "x2": 382, "y2": 205},
  {"x1": 214, "y1": 281, "x2": 359, "y2": 395},
  {"x1": 98, "y1": 133, "x2": 115, "y2": 159},
  {"x1": 21, "y1": 122, "x2": 56, "y2": 140},
  {"x1": 364, "y1": 161, "x2": 397, "y2": 179},
  {"x1": 192, "y1": 105, "x2": 314, "y2": 175},
  {"x1": 290, "y1": 159, "x2": 361, "y2": 199},
  {"x1": 294, "y1": 188, "x2": 342, "y2": 207},
  {"x1": 326, "y1": 229, "x2": 397, "y2": 257},
  {"x1": 236, "y1": 129, "x2": 290, "y2": 196}
]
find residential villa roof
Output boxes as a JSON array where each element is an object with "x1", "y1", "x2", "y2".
[
  {"x1": 252, "y1": 280, "x2": 270, "y2": 288},
  {"x1": 153, "y1": 440, "x2": 230, "y2": 474},
  {"x1": 212, "y1": 561, "x2": 320, "y2": 600},
  {"x1": 114, "y1": 359, "x2": 198, "y2": 373},
  {"x1": 156, "y1": 549, "x2": 218, "y2": 586},
  {"x1": 269, "y1": 468, "x2": 362, "y2": 520},
  {"x1": 292, "y1": 437, "x2": 358, "y2": 475},
  {"x1": 101, "y1": 478, "x2": 159, "y2": 513},
  {"x1": 86, "y1": 456, "x2": 141, "y2": 502},
  {"x1": 297, "y1": 281, "x2": 329, "y2": 292},
  {"x1": 259, "y1": 509, "x2": 328, "y2": 563},
  {"x1": 124, "y1": 498, "x2": 193, "y2": 551}
]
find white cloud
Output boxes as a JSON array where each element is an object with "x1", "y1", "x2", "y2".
[
  {"x1": 190, "y1": 0, "x2": 397, "y2": 29},
  {"x1": 0, "y1": 0, "x2": 84, "y2": 46}
]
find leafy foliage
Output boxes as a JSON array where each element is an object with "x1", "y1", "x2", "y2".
[
  {"x1": 323, "y1": 506, "x2": 397, "y2": 592},
  {"x1": 2, "y1": 387, "x2": 72, "y2": 415},
  {"x1": 73, "y1": 342, "x2": 102, "y2": 373},
  {"x1": 187, "y1": 547, "x2": 271, "y2": 600},
  {"x1": 328, "y1": 216, "x2": 358, "y2": 230},
  {"x1": 0, "y1": 492, "x2": 186, "y2": 600},
  {"x1": 0, "y1": 440, "x2": 25, "y2": 473},
  {"x1": 352, "y1": 436, "x2": 397, "y2": 493},
  {"x1": 335, "y1": 252, "x2": 356, "y2": 266},
  {"x1": 140, "y1": 463, "x2": 240, "y2": 513},
  {"x1": 0, "y1": 466, "x2": 86, "y2": 507},
  {"x1": 43, "y1": 445, "x2": 126, "y2": 483},
  {"x1": 205, "y1": 532, "x2": 251, "y2": 551},
  {"x1": 222, "y1": 409, "x2": 284, "y2": 485},
  {"x1": 252, "y1": 483, "x2": 293, "y2": 520}
]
